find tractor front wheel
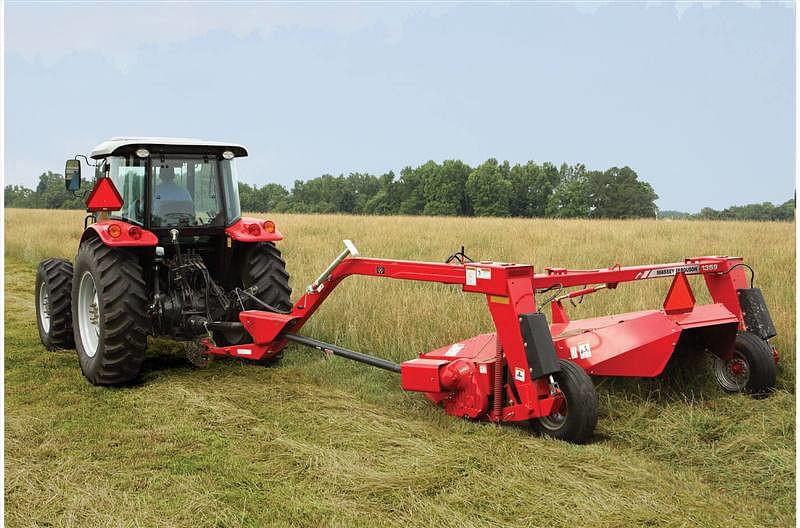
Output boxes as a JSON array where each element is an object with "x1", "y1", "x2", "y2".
[
  {"x1": 713, "y1": 331, "x2": 776, "y2": 397},
  {"x1": 72, "y1": 237, "x2": 149, "y2": 385},
  {"x1": 530, "y1": 359, "x2": 598, "y2": 444},
  {"x1": 35, "y1": 258, "x2": 74, "y2": 350}
]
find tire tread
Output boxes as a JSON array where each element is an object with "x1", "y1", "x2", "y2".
[
  {"x1": 73, "y1": 237, "x2": 149, "y2": 385},
  {"x1": 36, "y1": 258, "x2": 74, "y2": 349}
]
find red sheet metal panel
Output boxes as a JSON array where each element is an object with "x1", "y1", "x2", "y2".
[{"x1": 401, "y1": 358, "x2": 448, "y2": 393}]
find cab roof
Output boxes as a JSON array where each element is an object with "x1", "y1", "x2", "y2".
[{"x1": 90, "y1": 137, "x2": 248, "y2": 159}]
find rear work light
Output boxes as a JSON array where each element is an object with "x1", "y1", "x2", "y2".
[
  {"x1": 128, "y1": 225, "x2": 142, "y2": 240},
  {"x1": 246, "y1": 223, "x2": 261, "y2": 236},
  {"x1": 107, "y1": 224, "x2": 122, "y2": 238},
  {"x1": 263, "y1": 220, "x2": 276, "y2": 233}
]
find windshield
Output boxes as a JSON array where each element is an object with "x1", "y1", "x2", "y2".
[
  {"x1": 151, "y1": 157, "x2": 225, "y2": 228},
  {"x1": 97, "y1": 155, "x2": 241, "y2": 228}
]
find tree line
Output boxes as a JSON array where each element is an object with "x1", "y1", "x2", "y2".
[
  {"x1": 5, "y1": 163, "x2": 794, "y2": 222},
  {"x1": 238, "y1": 159, "x2": 658, "y2": 218},
  {"x1": 659, "y1": 199, "x2": 795, "y2": 222}
]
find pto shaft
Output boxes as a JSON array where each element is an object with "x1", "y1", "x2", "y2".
[{"x1": 284, "y1": 333, "x2": 401, "y2": 373}]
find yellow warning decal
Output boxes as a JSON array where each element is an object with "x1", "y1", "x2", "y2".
[{"x1": 489, "y1": 295, "x2": 509, "y2": 304}]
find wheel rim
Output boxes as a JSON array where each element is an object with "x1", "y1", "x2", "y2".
[
  {"x1": 714, "y1": 351, "x2": 750, "y2": 392},
  {"x1": 38, "y1": 287, "x2": 51, "y2": 333},
  {"x1": 538, "y1": 393, "x2": 568, "y2": 431},
  {"x1": 78, "y1": 271, "x2": 100, "y2": 358}
]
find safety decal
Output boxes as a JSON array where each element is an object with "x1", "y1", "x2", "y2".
[
  {"x1": 578, "y1": 343, "x2": 592, "y2": 359},
  {"x1": 445, "y1": 343, "x2": 465, "y2": 357},
  {"x1": 237, "y1": 348, "x2": 252, "y2": 356},
  {"x1": 569, "y1": 346, "x2": 578, "y2": 359},
  {"x1": 479, "y1": 364, "x2": 487, "y2": 374},
  {"x1": 466, "y1": 268, "x2": 477, "y2": 286},
  {"x1": 476, "y1": 268, "x2": 492, "y2": 280},
  {"x1": 514, "y1": 367, "x2": 525, "y2": 382}
]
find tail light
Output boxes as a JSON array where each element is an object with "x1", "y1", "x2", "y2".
[
  {"x1": 128, "y1": 225, "x2": 142, "y2": 240},
  {"x1": 107, "y1": 223, "x2": 121, "y2": 238},
  {"x1": 263, "y1": 220, "x2": 276, "y2": 233},
  {"x1": 246, "y1": 223, "x2": 261, "y2": 236}
]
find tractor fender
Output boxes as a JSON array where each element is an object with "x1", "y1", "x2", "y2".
[
  {"x1": 226, "y1": 217, "x2": 283, "y2": 243},
  {"x1": 81, "y1": 220, "x2": 158, "y2": 247}
]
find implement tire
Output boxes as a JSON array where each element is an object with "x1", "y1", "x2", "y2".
[
  {"x1": 530, "y1": 359, "x2": 598, "y2": 444},
  {"x1": 72, "y1": 237, "x2": 149, "y2": 385},
  {"x1": 35, "y1": 258, "x2": 74, "y2": 350},
  {"x1": 713, "y1": 331, "x2": 777, "y2": 398}
]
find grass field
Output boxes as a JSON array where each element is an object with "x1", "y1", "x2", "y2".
[{"x1": 4, "y1": 208, "x2": 795, "y2": 527}]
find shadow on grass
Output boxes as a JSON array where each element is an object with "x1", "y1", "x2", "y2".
[
  {"x1": 592, "y1": 349, "x2": 723, "y2": 404},
  {"x1": 137, "y1": 338, "x2": 196, "y2": 382}
]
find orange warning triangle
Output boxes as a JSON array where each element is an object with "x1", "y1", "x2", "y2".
[
  {"x1": 85, "y1": 177, "x2": 124, "y2": 212},
  {"x1": 663, "y1": 272, "x2": 695, "y2": 313}
]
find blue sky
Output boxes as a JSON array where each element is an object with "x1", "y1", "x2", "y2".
[{"x1": 4, "y1": 2, "x2": 795, "y2": 212}]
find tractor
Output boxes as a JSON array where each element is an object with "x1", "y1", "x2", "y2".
[{"x1": 35, "y1": 137, "x2": 292, "y2": 385}]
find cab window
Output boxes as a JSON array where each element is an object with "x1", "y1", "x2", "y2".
[{"x1": 98, "y1": 156, "x2": 146, "y2": 225}]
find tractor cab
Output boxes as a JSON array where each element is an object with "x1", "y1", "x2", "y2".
[{"x1": 84, "y1": 137, "x2": 246, "y2": 234}]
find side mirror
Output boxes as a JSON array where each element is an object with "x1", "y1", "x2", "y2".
[{"x1": 65, "y1": 159, "x2": 81, "y2": 192}]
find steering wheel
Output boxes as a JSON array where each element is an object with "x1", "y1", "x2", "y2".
[{"x1": 161, "y1": 212, "x2": 195, "y2": 225}]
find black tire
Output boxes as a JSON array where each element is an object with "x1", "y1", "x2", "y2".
[
  {"x1": 72, "y1": 236, "x2": 149, "y2": 385},
  {"x1": 713, "y1": 331, "x2": 776, "y2": 398},
  {"x1": 214, "y1": 242, "x2": 292, "y2": 351},
  {"x1": 530, "y1": 359, "x2": 598, "y2": 444},
  {"x1": 241, "y1": 242, "x2": 292, "y2": 311},
  {"x1": 35, "y1": 258, "x2": 74, "y2": 350}
]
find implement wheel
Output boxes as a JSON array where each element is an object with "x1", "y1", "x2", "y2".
[
  {"x1": 531, "y1": 359, "x2": 598, "y2": 444},
  {"x1": 72, "y1": 237, "x2": 149, "y2": 385},
  {"x1": 713, "y1": 331, "x2": 776, "y2": 398},
  {"x1": 35, "y1": 258, "x2": 74, "y2": 350}
]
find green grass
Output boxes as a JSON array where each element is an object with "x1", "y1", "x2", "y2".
[{"x1": 4, "y1": 210, "x2": 795, "y2": 527}]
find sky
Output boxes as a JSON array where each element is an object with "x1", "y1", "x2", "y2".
[{"x1": 4, "y1": 2, "x2": 795, "y2": 212}]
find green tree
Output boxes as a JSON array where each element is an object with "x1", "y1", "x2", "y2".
[
  {"x1": 238, "y1": 182, "x2": 261, "y2": 212},
  {"x1": 775, "y1": 198, "x2": 796, "y2": 221},
  {"x1": 346, "y1": 173, "x2": 381, "y2": 214},
  {"x1": 4, "y1": 185, "x2": 36, "y2": 207},
  {"x1": 421, "y1": 160, "x2": 471, "y2": 216},
  {"x1": 364, "y1": 172, "x2": 400, "y2": 214},
  {"x1": 546, "y1": 164, "x2": 591, "y2": 218},
  {"x1": 256, "y1": 183, "x2": 290, "y2": 212},
  {"x1": 586, "y1": 166, "x2": 658, "y2": 218},
  {"x1": 465, "y1": 159, "x2": 513, "y2": 217},
  {"x1": 508, "y1": 161, "x2": 560, "y2": 217},
  {"x1": 397, "y1": 166, "x2": 426, "y2": 215}
]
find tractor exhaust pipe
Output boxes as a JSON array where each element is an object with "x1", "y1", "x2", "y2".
[{"x1": 284, "y1": 333, "x2": 401, "y2": 373}]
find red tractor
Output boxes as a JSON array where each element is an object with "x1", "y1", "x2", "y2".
[{"x1": 35, "y1": 138, "x2": 292, "y2": 384}]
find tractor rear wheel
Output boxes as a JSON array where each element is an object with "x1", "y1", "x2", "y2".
[
  {"x1": 72, "y1": 237, "x2": 149, "y2": 385},
  {"x1": 213, "y1": 242, "x2": 292, "y2": 354},
  {"x1": 35, "y1": 258, "x2": 74, "y2": 350},
  {"x1": 241, "y1": 242, "x2": 292, "y2": 311},
  {"x1": 530, "y1": 359, "x2": 598, "y2": 444},
  {"x1": 713, "y1": 331, "x2": 776, "y2": 398}
]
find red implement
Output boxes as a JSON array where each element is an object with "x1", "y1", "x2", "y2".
[{"x1": 201, "y1": 242, "x2": 777, "y2": 443}]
